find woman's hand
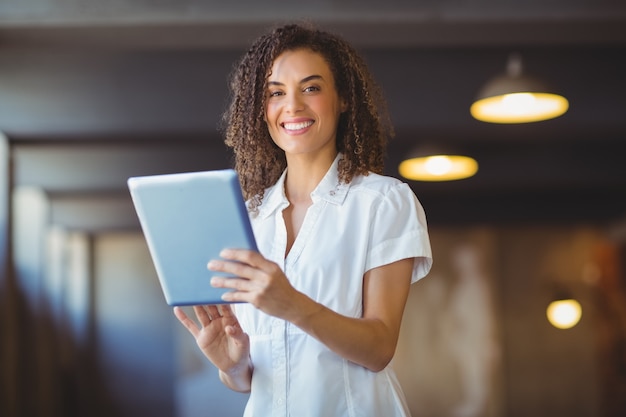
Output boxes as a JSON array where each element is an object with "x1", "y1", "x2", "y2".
[
  {"x1": 209, "y1": 248, "x2": 414, "y2": 373},
  {"x1": 173, "y1": 304, "x2": 251, "y2": 392},
  {"x1": 208, "y1": 249, "x2": 304, "y2": 320}
]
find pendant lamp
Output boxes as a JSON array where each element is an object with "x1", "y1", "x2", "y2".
[
  {"x1": 546, "y1": 297, "x2": 582, "y2": 329},
  {"x1": 545, "y1": 286, "x2": 582, "y2": 330},
  {"x1": 398, "y1": 145, "x2": 478, "y2": 182},
  {"x1": 470, "y1": 53, "x2": 569, "y2": 123}
]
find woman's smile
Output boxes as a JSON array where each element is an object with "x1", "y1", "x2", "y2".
[{"x1": 282, "y1": 119, "x2": 315, "y2": 133}]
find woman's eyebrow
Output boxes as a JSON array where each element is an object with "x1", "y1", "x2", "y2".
[
  {"x1": 301, "y1": 74, "x2": 323, "y2": 83},
  {"x1": 267, "y1": 74, "x2": 324, "y2": 87}
]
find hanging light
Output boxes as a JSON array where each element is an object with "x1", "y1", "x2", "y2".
[
  {"x1": 398, "y1": 146, "x2": 478, "y2": 181},
  {"x1": 546, "y1": 294, "x2": 582, "y2": 329},
  {"x1": 471, "y1": 53, "x2": 569, "y2": 123}
]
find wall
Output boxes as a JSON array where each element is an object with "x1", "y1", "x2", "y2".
[
  {"x1": 395, "y1": 225, "x2": 619, "y2": 417},
  {"x1": 93, "y1": 233, "x2": 177, "y2": 417},
  {"x1": 395, "y1": 228, "x2": 504, "y2": 417},
  {"x1": 498, "y1": 227, "x2": 602, "y2": 417},
  {"x1": 92, "y1": 231, "x2": 249, "y2": 417}
]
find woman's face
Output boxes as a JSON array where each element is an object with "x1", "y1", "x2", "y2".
[{"x1": 264, "y1": 48, "x2": 346, "y2": 159}]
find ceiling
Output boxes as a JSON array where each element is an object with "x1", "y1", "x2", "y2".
[{"x1": 2, "y1": 0, "x2": 626, "y2": 230}]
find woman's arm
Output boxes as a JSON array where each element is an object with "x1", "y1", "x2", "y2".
[
  {"x1": 290, "y1": 258, "x2": 413, "y2": 371},
  {"x1": 210, "y1": 250, "x2": 414, "y2": 372}
]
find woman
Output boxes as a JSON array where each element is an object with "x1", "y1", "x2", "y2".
[{"x1": 175, "y1": 23, "x2": 432, "y2": 416}]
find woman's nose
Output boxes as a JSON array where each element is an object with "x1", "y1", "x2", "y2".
[{"x1": 285, "y1": 93, "x2": 304, "y2": 112}]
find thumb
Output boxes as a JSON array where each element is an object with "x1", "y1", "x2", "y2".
[{"x1": 225, "y1": 324, "x2": 248, "y2": 342}]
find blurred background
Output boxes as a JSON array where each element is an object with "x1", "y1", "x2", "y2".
[{"x1": 1, "y1": 1, "x2": 626, "y2": 416}]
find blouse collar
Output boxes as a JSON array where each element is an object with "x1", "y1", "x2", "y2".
[{"x1": 256, "y1": 153, "x2": 350, "y2": 220}]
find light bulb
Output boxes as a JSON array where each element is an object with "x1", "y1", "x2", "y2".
[
  {"x1": 471, "y1": 92, "x2": 569, "y2": 123},
  {"x1": 546, "y1": 299, "x2": 582, "y2": 329},
  {"x1": 398, "y1": 154, "x2": 478, "y2": 181},
  {"x1": 501, "y1": 93, "x2": 536, "y2": 114},
  {"x1": 424, "y1": 156, "x2": 453, "y2": 176}
]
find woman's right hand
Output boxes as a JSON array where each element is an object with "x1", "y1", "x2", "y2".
[{"x1": 174, "y1": 304, "x2": 252, "y2": 392}]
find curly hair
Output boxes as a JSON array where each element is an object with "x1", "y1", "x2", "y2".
[{"x1": 221, "y1": 22, "x2": 394, "y2": 211}]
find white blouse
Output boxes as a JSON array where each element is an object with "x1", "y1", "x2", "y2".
[{"x1": 234, "y1": 154, "x2": 432, "y2": 417}]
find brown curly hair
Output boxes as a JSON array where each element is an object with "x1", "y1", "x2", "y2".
[{"x1": 221, "y1": 22, "x2": 394, "y2": 211}]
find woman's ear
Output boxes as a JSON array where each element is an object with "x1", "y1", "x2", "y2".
[{"x1": 340, "y1": 98, "x2": 348, "y2": 113}]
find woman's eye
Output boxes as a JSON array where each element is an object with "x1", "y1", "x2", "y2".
[
  {"x1": 303, "y1": 85, "x2": 320, "y2": 93},
  {"x1": 268, "y1": 90, "x2": 283, "y2": 98}
]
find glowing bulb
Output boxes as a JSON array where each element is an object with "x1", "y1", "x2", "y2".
[
  {"x1": 471, "y1": 92, "x2": 569, "y2": 123},
  {"x1": 501, "y1": 93, "x2": 536, "y2": 114},
  {"x1": 398, "y1": 154, "x2": 478, "y2": 181},
  {"x1": 546, "y1": 299, "x2": 582, "y2": 329},
  {"x1": 424, "y1": 156, "x2": 453, "y2": 176}
]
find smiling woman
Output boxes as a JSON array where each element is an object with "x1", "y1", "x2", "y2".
[{"x1": 174, "y1": 23, "x2": 432, "y2": 417}]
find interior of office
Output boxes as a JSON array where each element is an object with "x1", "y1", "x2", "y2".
[{"x1": 1, "y1": 1, "x2": 626, "y2": 416}]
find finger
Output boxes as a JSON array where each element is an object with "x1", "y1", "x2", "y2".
[
  {"x1": 206, "y1": 305, "x2": 222, "y2": 320},
  {"x1": 224, "y1": 323, "x2": 244, "y2": 338},
  {"x1": 223, "y1": 319, "x2": 248, "y2": 343},
  {"x1": 211, "y1": 276, "x2": 252, "y2": 292},
  {"x1": 193, "y1": 305, "x2": 213, "y2": 327},
  {"x1": 217, "y1": 304, "x2": 236, "y2": 319},
  {"x1": 220, "y1": 288, "x2": 250, "y2": 304},
  {"x1": 216, "y1": 250, "x2": 282, "y2": 279},
  {"x1": 173, "y1": 307, "x2": 200, "y2": 338},
  {"x1": 215, "y1": 305, "x2": 243, "y2": 337},
  {"x1": 218, "y1": 248, "x2": 265, "y2": 268},
  {"x1": 208, "y1": 259, "x2": 258, "y2": 281}
]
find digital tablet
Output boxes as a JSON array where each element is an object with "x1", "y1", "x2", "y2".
[{"x1": 127, "y1": 169, "x2": 257, "y2": 306}]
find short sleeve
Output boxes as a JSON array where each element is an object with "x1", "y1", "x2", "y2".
[{"x1": 365, "y1": 182, "x2": 433, "y2": 283}]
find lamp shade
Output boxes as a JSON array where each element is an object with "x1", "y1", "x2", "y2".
[
  {"x1": 398, "y1": 146, "x2": 478, "y2": 181},
  {"x1": 471, "y1": 53, "x2": 569, "y2": 123}
]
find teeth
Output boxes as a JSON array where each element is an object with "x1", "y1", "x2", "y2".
[{"x1": 283, "y1": 121, "x2": 313, "y2": 130}]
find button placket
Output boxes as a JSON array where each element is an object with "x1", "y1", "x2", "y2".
[{"x1": 271, "y1": 319, "x2": 287, "y2": 416}]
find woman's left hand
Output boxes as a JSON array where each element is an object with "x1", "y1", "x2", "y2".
[{"x1": 208, "y1": 249, "x2": 301, "y2": 319}]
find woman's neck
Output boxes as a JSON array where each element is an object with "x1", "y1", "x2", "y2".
[{"x1": 284, "y1": 151, "x2": 337, "y2": 203}]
